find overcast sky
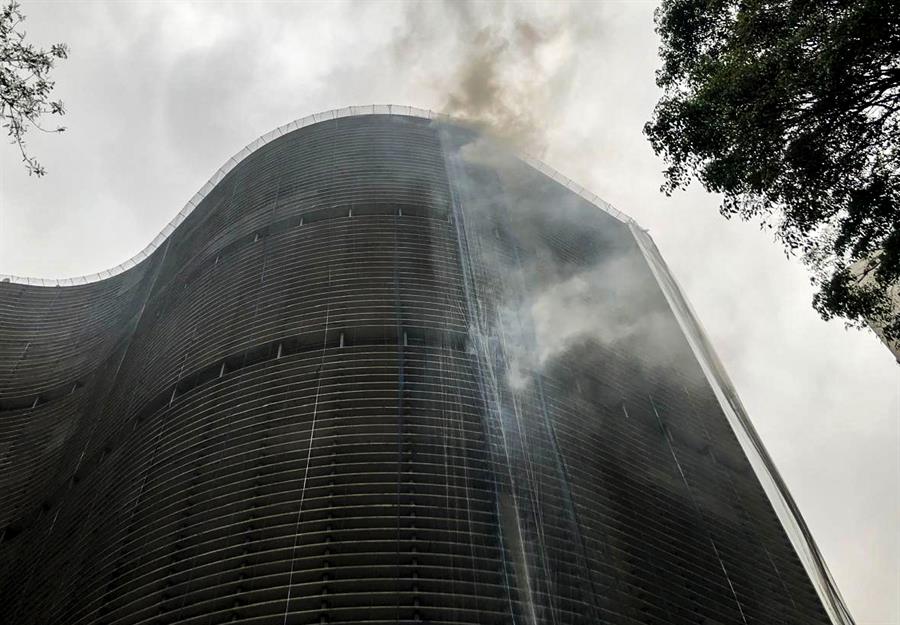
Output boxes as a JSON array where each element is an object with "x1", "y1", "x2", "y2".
[{"x1": 0, "y1": 2, "x2": 897, "y2": 622}]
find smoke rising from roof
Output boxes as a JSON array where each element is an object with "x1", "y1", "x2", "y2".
[{"x1": 393, "y1": 1, "x2": 585, "y2": 156}]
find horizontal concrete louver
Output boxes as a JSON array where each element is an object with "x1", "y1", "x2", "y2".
[{"x1": 0, "y1": 114, "x2": 842, "y2": 625}]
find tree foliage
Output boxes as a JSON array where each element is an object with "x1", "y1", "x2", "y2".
[
  {"x1": 0, "y1": 0, "x2": 67, "y2": 177},
  {"x1": 645, "y1": 0, "x2": 900, "y2": 343}
]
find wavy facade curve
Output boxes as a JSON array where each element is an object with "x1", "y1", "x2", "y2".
[{"x1": 0, "y1": 111, "x2": 850, "y2": 624}]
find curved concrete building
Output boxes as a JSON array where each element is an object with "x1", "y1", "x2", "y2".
[{"x1": 0, "y1": 107, "x2": 851, "y2": 625}]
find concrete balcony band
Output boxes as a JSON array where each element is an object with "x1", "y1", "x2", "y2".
[{"x1": 0, "y1": 109, "x2": 852, "y2": 625}]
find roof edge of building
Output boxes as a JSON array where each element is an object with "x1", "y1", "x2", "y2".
[{"x1": 1, "y1": 104, "x2": 634, "y2": 287}]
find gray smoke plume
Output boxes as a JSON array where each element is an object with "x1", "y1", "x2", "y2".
[
  {"x1": 392, "y1": 1, "x2": 588, "y2": 156},
  {"x1": 392, "y1": 2, "x2": 697, "y2": 384}
]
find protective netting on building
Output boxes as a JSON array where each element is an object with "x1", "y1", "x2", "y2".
[
  {"x1": 0, "y1": 111, "x2": 853, "y2": 625},
  {"x1": 630, "y1": 226, "x2": 855, "y2": 625},
  {"x1": 0, "y1": 105, "x2": 628, "y2": 287}
]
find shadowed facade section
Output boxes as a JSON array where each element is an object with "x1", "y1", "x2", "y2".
[{"x1": 0, "y1": 114, "x2": 836, "y2": 624}]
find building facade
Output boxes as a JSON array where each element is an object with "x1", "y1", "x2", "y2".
[
  {"x1": 849, "y1": 254, "x2": 900, "y2": 363},
  {"x1": 0, "y1": 108, "x2": 851, "y2": 625}
]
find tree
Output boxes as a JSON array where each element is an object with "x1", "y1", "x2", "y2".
[
  {"x1": 0, "y1": 0, "x2": 67, "y2": 177},
  {"x1": 644, "y1": 0, "x2": 900, "y2": 344}
]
